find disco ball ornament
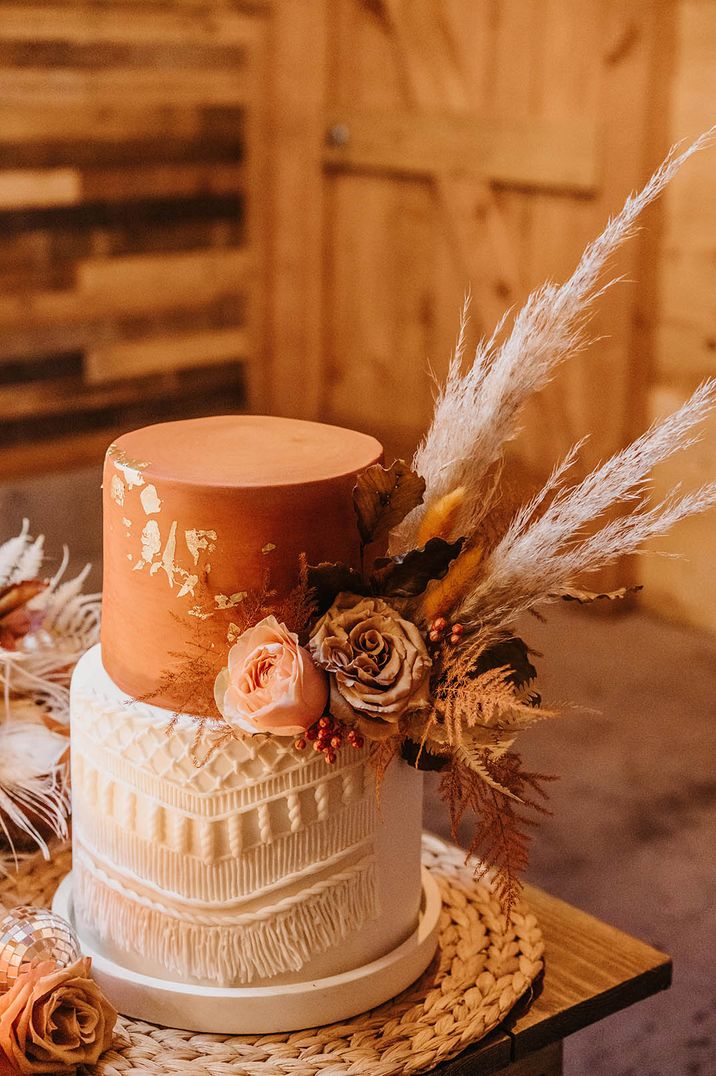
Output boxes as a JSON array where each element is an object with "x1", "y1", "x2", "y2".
[{"x1": 0, "y1": 906, "x2": 82, "y2": 991}]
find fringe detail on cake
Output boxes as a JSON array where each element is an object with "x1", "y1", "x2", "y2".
[
  {"x1": 75, "y1": 855, "x2": 379, "y2": 984},
  {"x1": 73, "y1": 795, "x2": 376, "y2": 901}
]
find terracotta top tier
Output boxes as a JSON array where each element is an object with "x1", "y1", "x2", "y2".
[{"x1": 101, "y1": 415, "x2": 383, "y2": 709}]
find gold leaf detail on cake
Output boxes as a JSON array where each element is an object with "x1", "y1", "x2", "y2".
[
  {"x1": 106, "y1": 443, "x2": 149, "y2": 470},
  {"x1": 188, "y1": 606, "x2": 213, "y2": 619},
  {"x1": 214, "y1": 592, "x2": 247, "y2": 610},
  {"x1": 107, "y1": 444, "x2": 148, "y2": 489},
  {"x1": 139, "y1": 484, "x2": 162, "y2": 515},
  {"x1": 262, "y1": 543, "x2": 276, "y2": 555},
  {"x1": 177, "y1": 574, "x2": 199, "y2": 598},
  {"x1": 139, "y1": 520, "x2": 161, "y2": 566},
  {"x1": 110, "y1": 475, "x2": 125, "y2": 506},
  {"x1": 185, "y1": 529, "x2": 217, "y2": 565}
]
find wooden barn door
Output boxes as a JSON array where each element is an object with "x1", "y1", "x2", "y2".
[{"x1": 269, "y1": 0, "x2": 673, "y2": 478}]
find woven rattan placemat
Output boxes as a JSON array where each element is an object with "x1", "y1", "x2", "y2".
[{"x1": 0, "y1": 835, "x2": 543, "y2": 1075}]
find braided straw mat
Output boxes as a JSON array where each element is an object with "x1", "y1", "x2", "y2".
[{"x1": 0, "y1": 835, "x2": 543, "y2": 1075}]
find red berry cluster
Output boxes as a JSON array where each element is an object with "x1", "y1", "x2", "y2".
[
  {"x1": 428, "y1": 616, "x2": 464, "y2": 646},
  {"x1": 294, "y1": 715, "x2": 365, "y2": 765}
]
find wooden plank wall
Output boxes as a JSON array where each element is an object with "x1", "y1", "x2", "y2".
[
  {"x1": 641, "y1": 0, "x2": 716, "y2": 635},
  {"x1": 265, "y1": 0, "x2": 674, "y2": 596},
  {"x1": 0, "y1": 1, "x2": 267, "y2": 479},
  {"x1": 300, "y1": 0, "x2": 672, "y2": 494}
]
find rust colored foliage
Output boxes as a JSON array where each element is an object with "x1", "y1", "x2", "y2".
[{"x1": 439, "y1": 753, "x2": 554, "y2": 914}]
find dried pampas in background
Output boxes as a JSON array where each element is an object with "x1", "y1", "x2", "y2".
[
  {"x1": 383, "y1": 129, "x2": 716, "y2": 906},
  {"x1": 0, "y1": 521, "x2": 100, "y2": 869},
  {"x1": 388, "y1": 129, "x2": 716, "y2": 653},
  {"x1": 391, "y1": 128, "x2": 716, "y2": 559}
]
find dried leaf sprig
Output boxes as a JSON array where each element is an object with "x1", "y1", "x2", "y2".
[{"x1": 439, "y1": 752, "x2": 553, "y2": 912}]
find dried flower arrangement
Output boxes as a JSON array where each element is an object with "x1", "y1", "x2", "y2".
[
  {"x1": 155, "y1": 132, "x2": 716, "y2": 911},
  {"x1": 0, "y1": 522, "x2": 100, "y2": 865}
]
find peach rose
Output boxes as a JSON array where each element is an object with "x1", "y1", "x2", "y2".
[
  {"x1": 214, "y1": 615, "x2": 328, "y2": 736},
  {"x1": 0, "y1": 956, "x2": 116, "y2": 1074}
]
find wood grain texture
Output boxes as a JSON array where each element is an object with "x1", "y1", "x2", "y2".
[
  {"x1": 306, "y1": 0, "x2": 669, "y2": 561},
  {"x1": 506, "y1": 883, "x2": 671, "y2": 1056},
  {"x1": 323, "y1": 110, "x2": 598, "y2": 191},
  {"x1": 0, "y1": 0, "x2": 265, "y2": 474},
  {"x1": 266, "y1": 0, "x2": 328, "y2": 419},
  {"x1": 641, "y1": 0, "x2": 716, "y2": 635},
  {"x1": 431, "y1": 881, "x2": 670, "y2": 1073}
]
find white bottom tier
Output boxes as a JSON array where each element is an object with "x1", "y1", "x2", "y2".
[
  {"x1": 54, "y1": 867, "x2": 441, "y2": 1033},
  {"x1": 70, "y1": 646, "x2": 425, "y2": 987}
]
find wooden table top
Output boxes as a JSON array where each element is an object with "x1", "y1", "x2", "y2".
[{"x1": 434, "y1": 880, "x2": 672, "y2": 1074}]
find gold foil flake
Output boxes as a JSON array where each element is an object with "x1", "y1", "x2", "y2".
[
  {"x1": 214, "y1": 592, "x2": 247, "y2": 610},
  {"x1": 262, "y1": 543, "x2": 276, "y2": 554},
  {"x1": 177, "y1": 574, "x2": 199, "y2": 598},
  {"x1": 140, "y1": 484, "x2": 162, "y2": 515},
  {"x1": 140, "y1": 520, "x2": 161, "y2": 564},
  {"x1": 122, "y1": 517, "x2": 132, "y2": 528},
  {"x1": 185, "y1": 528, "x2": 218, "y2": 565},
  {"x1": 107, "y1": 440, "x2": 148, "y2": 489},
  {"x1": 110, "y1": 475, "x2": 125, "y2": 506},
  {"x1": 150, "y1": 520, "x2": 178, "y2": 587},
  {"x1": 188, "y1": 605, "x2": 213, "y2": 619},
  {"x1": 112, "y1": 461, "x2": 146, "y2": 489}
]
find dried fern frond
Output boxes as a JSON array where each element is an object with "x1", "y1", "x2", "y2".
[
  {"x1": 369, "y1": 735, "x2": 404, "y2": 809},
  {"x1": 439, "y1": 752, "x2": 552, "y2": 912},
  {"x1": 223, "y1": 559, "x2": 317, "y2": 645},
  {"x1": 434, "y1": 660, "x2": 554, "y2": 753},
  {"x1": 143, "y1": 613, "x2": 224, "y2": 720},
  {"x1": 390, "y1": 129, "x2": 716, "y2": 554}
]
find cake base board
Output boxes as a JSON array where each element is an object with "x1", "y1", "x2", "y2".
[{"x1": 53, "y1": 867, "x2": 441, "y2": 1034}]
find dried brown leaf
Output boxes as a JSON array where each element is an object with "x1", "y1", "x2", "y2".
[
  {"x1": 554, "y1": 584, "x2": 643, "y2": 604},
  {"x1": 370, "y1": 536, "x2": 465, "y2": 598},
  {"x1": 353, "y1": 461, "x2": 426, "y2": 546},
  {"x1": 0, "y1": 579, "x2": 48, "y2": 649},
  {"x1": 306, "y1": 562, "x2": 367, "y2": 614}
]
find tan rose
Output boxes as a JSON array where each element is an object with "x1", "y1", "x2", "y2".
[
  {"x1": 0, "y1": 956, "x2": 116, "y2": 1074},
  {"x1": 309, "y1": 593, "x2": 431, "y2": 738},
  {"x1": 214, "y1": 615, "x2": 328, "y2": 737}
]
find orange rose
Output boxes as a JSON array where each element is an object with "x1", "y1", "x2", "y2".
[{"x1": 0, "y1": 956, "x2": 116, "y2": 1074}]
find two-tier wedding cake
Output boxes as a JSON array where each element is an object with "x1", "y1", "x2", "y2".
[{"x1": 69, "y1": 415, "x2": 433, "y2": 1028}]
